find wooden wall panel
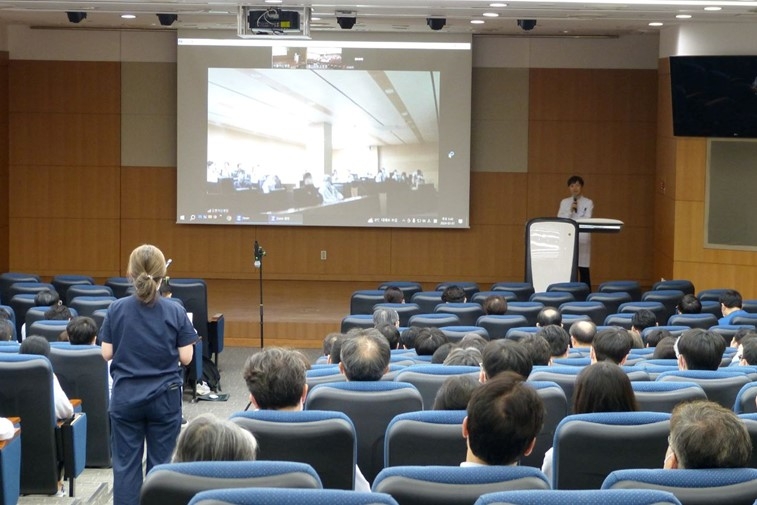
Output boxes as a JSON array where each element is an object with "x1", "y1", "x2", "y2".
[
  {"x1": 10, "y1": 165, "x2": 120, "y2": 218},
  {"x1": 470, "y1": 172, "x2": 528, "y2": 226},
  {"x1": 9, "y1": 61, "x2": 120, "y2": 114},
  {"x1": 0, "y1": 52, "x2": 8, "y2": 272},
  {"x1": 9, "y1": 217, "x2": 120, "y2": 276},
  {"x1": 121, "y1": 166, "x2": 176, "y2": 219},
  {"x1": 674, "y1": 139, "x2": 707, "y2": 202}
]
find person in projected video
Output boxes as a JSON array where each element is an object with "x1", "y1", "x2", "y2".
[
  {"x1": 294, "y1": 172, "x2": 323, "y2": 207},
  {"x1": 319, "y1": 175, "x2": 344, "y2": 203},
  {"x1": 557, "y1": 175, "x2": 594, "y2": 289}
]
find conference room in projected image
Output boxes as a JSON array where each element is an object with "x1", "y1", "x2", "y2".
[{"x1": 205, "y1": 47, "x2": 445, "y2": 227}]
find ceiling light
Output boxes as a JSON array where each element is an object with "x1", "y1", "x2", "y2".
[
  {"x1": 264, "y1": 0, "x2": 282, "y2": 3},
  {"x1": 648, "y1": 21, "x2": 664, "y2": 25},
  {"x1": 121, "y1": 14, "x2": 136, "y2": 19},
  {"x1": 483, "y1": 12, "x2": 500, "y2": 17},
  {"x1": 311, "y1": 16, "x2": 322, "y2": 21},
  {"x1": 676, "y1": 13, "x2": 693, "y2": 17},
  {"x1": 490, "y1": 2, "x2": 508, "y2": 6},
  {"x1": 471, "y1": 19, "x2": 485, "y2": 24},
  {"x1": 704, "y1": 5, "x2": 722, "y2": 9}
]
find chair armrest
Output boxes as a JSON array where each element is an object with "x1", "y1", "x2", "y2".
[
  {"x1": 71, "y1": 398, "x2": 82, "y2": 413},
  {"x1": 0, "y1": 428, "x2": 20, "y2": 449},
  {"x1": 211, "y1": 313, "x2": 223, "y2": 322}
]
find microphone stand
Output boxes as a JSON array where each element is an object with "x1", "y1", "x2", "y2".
[{"x1": 254, "y1": 241, "x2": 266, "y2": 349}]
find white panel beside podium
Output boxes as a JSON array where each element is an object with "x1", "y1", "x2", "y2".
[
  {"x1": 526, "y1": 218, "x2": 579, "y2": 293},
  {"x1": 526, "y1": 217, "x2": 624, "y2": 293}
]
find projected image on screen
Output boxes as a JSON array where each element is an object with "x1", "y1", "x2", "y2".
[{"x1": 177, "y1": 36, "x2": 472, "y2": 228}]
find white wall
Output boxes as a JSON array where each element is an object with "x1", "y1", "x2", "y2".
[{"x1": 659, "y1": 23, "x2": 757, "y2": 57}]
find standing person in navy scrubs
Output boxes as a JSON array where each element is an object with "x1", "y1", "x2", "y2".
[{"x1": 101, "y1": 244, "x2": 197, "y2": 505}]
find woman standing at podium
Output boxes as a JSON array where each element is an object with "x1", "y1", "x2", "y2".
[{"x1": 557, "y1": 175, "x2": 594, "y2": 289}]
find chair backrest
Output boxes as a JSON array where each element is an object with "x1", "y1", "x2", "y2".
[
  {"x1": 410, "y1": 292, "x2": 445, "y2": 313},
  {"x1": 435, "y1": 282, "x2": 480, "y2": 300},
  {"x1": 667, "y1": 313, "x2": 719, "y2": 329},
  {"x1": 229, "y1": 410, "x2": 356, "y2": 490},
  {"x1": 528, "y1": 367, "x2": 581, "y2": 412},
  {"x1": 28, "y1": 320, "x2": 70, "y2": 343},
  {"x1": 384, "y1": 410, "x2": 467, "y2": 468},
  {"x1": 408, "y1": 313, "x2": 461, "y2": 329},
  {"x1": 642, "y1": 290, "x2": 685, "y2": 321},
  {"x1": 530, "y1": 292, "x2": 575, "y2": 307},
  {"x1": 641, "y1": 326, "x2": 690, "y2": 342},
  {"x1": 656, "y1": 370, "x2": 751, "y2": 409},
  {"x1": 104, "y1": 277, "x2": 133, "y2": 299},
  {"x1": 0, "y1": 423, "x2": 21, "y2": 505},
  {"x1": 471, "y1": 291, "x2": 518, "y2": 305},
  {"x1": 476, "y1": 315, "x2": 529, "y2": 340},
  {"x1": 653, "y1": 279, "x2": 695, "y2": 296},
  {"x1": 340, "y1": 315, "x2": 375, "y2": 333},
  {"x1": 8, "y1": 294, "x2": 37, "y2": 339},
  {"x1": 51, "y1": 275, "x2": 95, "y2": 302},
  {"x1": 491, "y1": 283, "x2": 534, "y2": 302},
  {"x1": 434, "y1": 303, "x2": 485, "y2": 327},
  {"x1": 522, "y1": 381, "x2": 568, "y2": 469},
  {"x1": 602, "y1": 468, "x2": 757, "y2": 505},
  {"x1": 351, "y1": 290, "x2": 386, "y2": 315},
  {"x1": 558, "y1": 301, "x2": 607, "y2": 326},
  {"x1": 141, "y1": 461, "x2": 323, "y2": 505},
  {"x1": 373, "y1": 303, "x2": 422, "y2": 327},
  {"x1": 631, "y1": 381, "x2": 707, "y2": 413},
  {"x1": 48, "y1": 344, "x2": 111, "y2": 467},
  {"x1": 305, "y1": 381, "x2": 423, "y2": 483},
  {"x1": 188, "y1": 488, "x2": 399, "y2": 505},
  {"x1": 65, "y1": 284, "x2": 113, "y2": 305},
  {"x1": 505, "y1": 302, "x2": 544, "y2": 326},
  {"x1": 474, "y1": 489, "x2": 683, "y2": 505},
  {"x1": 438, "y1": 326, "x2": 489, "y2": 343},
  {"x1": 731, "y1": 315, "x2": 757, "y2": 327},
  {"x1": 170, "y1": 279, "x2": 209, "y2": 339},
  {"x1": 602, "y1": 312, "x2": 634, "y2": 329},
  {"x1": 372, "y1": 466, "x2": 550, "y2": 505},
  {"x1": 0, "y1": 273, "x2": 40, "y2": 305},
  {"x1": 697, "y1": 288, "x2": 729, "y2": 303},
  {"x1": 0, "y1": 354, "x2": 59, "y2": 495},
  {"x1": 505, "y1": 327, "x2": 539, "y2": 341},
  {"x1": 378, "y1": 282, "x2": 423, "y2": 300},
  {"x1": 552, "y1": 412, "x2": 671, "y2": 490},
  {"x1": 394, "y1": 365, "x2": 480, "y2": 410},
  {"x1": 733, "y1": 382, "x2": 757, "y2": 414},
  {"x1": 586, "y1": 292, "x2": 633, "y2": 316},
  {"x1": 738, "y1": 414, "x2": 757, "y2": 469},
  {"x1": 69, "y1": 296, "x2": 116, "y2": 318},
  {"x1": 598, "y1": 281, "x2": 641, "y2": 301},
  {"x1": 618, "y1": 302, "x2": 667, "y2": 325},
  {"x1": 547, "y1": 282, "x2": 591, "y2": 302}
]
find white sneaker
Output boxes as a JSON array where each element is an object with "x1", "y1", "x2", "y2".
[{"x1": 196, "y1": 382, "x2": 211, "y2": 396}]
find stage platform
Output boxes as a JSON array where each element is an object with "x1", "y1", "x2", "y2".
[{"x1": 207, "y1": 279, "x2": 396, "y2": 349}]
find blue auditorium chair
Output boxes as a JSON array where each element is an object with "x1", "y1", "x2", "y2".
[
  {"x1": 104, "y1": 277, "x2": 133, "y2": 299},
  {"x1": 733, "y1": 382, "x2": 757, "y2": 414},
  {"x1": 27, "y1": 320, "x2": 69, "y2": 342},
  {"x1": 410, "y1": 291, "x2": 445, "y2": 313},
  {"x1": 340, "y1": 314, "x2": 374, "y2": 333},
  {"x1": 697, "y1": 288, "x2": 729, "y2": 303},
  {"x1": 547, "y1": 282, "x2": 591, "y2": 302},
  {"x1": 439, "y1": 325, "x2": 489, "y2": 343},
  {"x1": 505, "y1": 302, "x2": 544, "y2": 326},
  {"x1": 558, "y1": 301, "x2": 607, "y2": 326},
  {"x1": 523, "y1": 381, "x2": 568, "y2": 469},
  {"x1": 378, "y1": 282, "x2": 423, "y2": 300},
  {"x1": 350, "y1": 290, "x2": 386, "y2": 315},
  {"x1": 69, "y1": 296, "x2": 116, "y2": 318},
  {"x1": 471, "y1": 291, "x2": 518, "y2": 305},
  {"x1": 530, "y1": 291, "x2": 575, "y2": 307},
  {"x1": 0, "y1": 420, "x2": 21, "y2": 505},
  {"x1": 64, "y1": 284, "x2": 114, "y2": 305},
  {"x1": 630, "y1": 381, "x2": 707, "y2": 413},
  {"x1": 394, "y1": 365, "x2": 479, "y2": 409},
  {"x1": 667, "y1": 313, "x2": 718, "y2": 329},
  {"x1": 653, "y1": 279, "x2": 695, "y2": 296},
  {"x1": 602, "y1": 312, "x2": 634, "y2": 329},
  {"x1": 619, "y1": 301, "x2": 667, "y2": 325},
  {"x1": 586, "y1": 292, "x2": 633, "y2": 317},
  {"x1": 384, "y1": 410, "x2": 467, "y2": 467},
  {"x1": 492, "y1": 282, "x2": 534, "y2": 302},
  {"x1": 598, "y1": 280, "x2": 641, "y2": 302},
  {"x1": 408, "y1": 313, "x2": 461, "y2": 329},
  {"x1": 656, "y1": 369, "x2": 751, "y2": 409},
  {"x1": 602, "y1": 468, "x2": 757, "y2": 505},
  {"x1": 0, "y1": 273, "x2": 40, "y2": 305},
  {"x1": 642, "y1": 289, "x2": 685, "y2": 321},
  {"x1": 504, "y1": 327, "x2": 539, "y2": 341},
  {"x1": 434, "y1": 303, "x2": 484, "y2": 326},
  {"x1": 477, "y1": 315, "x2": 529, "y2": 340},
  {"x1": 435, "y1": 282, "x2": 480, "y2": 300},
  {"x1": 188, "y1": 488, "x2": 399, "y2": 505},
  {"x1": 51, "y1": 275, "x2": 94, "y2": 303},
  {"x1": 474, "y1": 489, "x2": 682, "y2": 505}
]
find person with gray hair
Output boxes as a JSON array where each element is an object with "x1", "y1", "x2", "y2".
[
  {"x1": 373, "y1": 307, "x2": 399, "y2": 328},
  {"x1": 173, "y1": 413, "x2": 258, "y2": 462},
  {"x1": 339, "y1": 329, "x2": 390, "y2": 381},
  {"x1": 444, "y1": 347, "x2": 483, "y2": 367},
  {"x1": 569, "y1": 320, "x2": 596, "y2": 349},
  {"x1": 665, "y1": 400, "x2": 751, "y2": 469}
]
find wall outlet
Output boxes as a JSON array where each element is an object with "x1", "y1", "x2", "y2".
[{"x1": 320, "y1": 250, "x2": 327, "y2": 260}]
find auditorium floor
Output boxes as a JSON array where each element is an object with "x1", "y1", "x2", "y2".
[{"x1": 18, "y1": 347, "x2": 322, "y2": 505}]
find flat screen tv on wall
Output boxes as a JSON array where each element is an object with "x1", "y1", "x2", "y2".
[{"x1": 670, "y1": 55, "x2": 757, "y2": 138}]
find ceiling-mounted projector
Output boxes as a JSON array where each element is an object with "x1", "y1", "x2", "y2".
[{"x1": 238, "y1": 6, "x2": 311, "y2": 38}]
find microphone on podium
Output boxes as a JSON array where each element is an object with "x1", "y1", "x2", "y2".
[{"x1": 572, "y1": 196, "x2": 578, "y2": 213}]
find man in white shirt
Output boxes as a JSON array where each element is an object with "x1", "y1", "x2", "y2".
[{"x1": 557, "y1": 175, "x2": 594, "y2": 289}]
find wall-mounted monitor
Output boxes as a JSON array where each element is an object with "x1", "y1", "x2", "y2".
[
  {"x1": 670, "y1": 55, "x2": 757, "y2": 138},
  {"x1": 176, "y1": 33, "x2": 472, "y2": 228}
]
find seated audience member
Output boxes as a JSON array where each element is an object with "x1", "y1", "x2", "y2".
[
  {"x1": 327, "y1": 335, "x2": 348, "y2": 365},
  {"x1": 0, "y1": 320, "x2": 13, "y2": 342},
  {"x1": 675, "y1": 328, "x2": 725, "y2": 371},
  {"x1": 373, "y1": 307, "x2": 399, "y2": 328},
  {"x1": 383, "y1": 286, "x2": 405, "y2": 304},
  {"x1": 730, "y1": 328, "x2": 757, "y2": 349},
  {"x1": 519, "y1": 334, "x2": 551, "y2": 366},
  {"x1": 441, "y1": 285, "x2": 466, "y2": 303},
  {"x1": 591, "y1": 327, "x2": 633, "y2": 365},
  {"x1": 719, "y1": 289, "x2": 749, "y2": 325},
  {"x1": 677, "y1": 294, "x2": 702, "y2": 314},
  {"x1": 339, "y1": 329, "x2": 390, "y2": 381},
  {"x1": 20, "y1": 336, "x2": 74, "y2": 420},
  {"x1": 665, "y1": 400, "x2": 751, "y2": 469},
  {"x1": 66, "y1": 316, "x2": 98, "y2": 345},
  {"x1": 399, "y1": 327, "x2": 421, "y2": 350},
  {"x1": 376, "y1": 324, "x2": 400, "y2": 349},
  {"x1": 36, "y1": 289, "x2": 73, "y2": 320},
  {"x1": 458, "y1": 333, "x2": 488, "y2": 354},
  {"x1": 480, "y1": 340, "x2": 533, "y2": 382},
  {"x1": 630, "y1": 309, "x2": 656, "y2": 348},
  {"x1": 737, "y1": 335, "x2": 757, "y2": 366},
  {"x1": 415, "y1": 328, "x2": 448, "y2": 356},
  {"x1": 444, "y1": 347, "x2": 482, "y2": 367},
  {"x1": 569, "y1": 320, "x2": 596, "y2": 350},
  {"x1": 645, "y1": 328, "x2": 672, "y2": 348},
  {"x1": 653, "y1": 336, "x2": 678, "y2": 359},
  {"x1": 243, "y1": 347, "x2": 370, "y2": 491},
  {"x1": 432, "y1": 343, "x2": 455, "y2": 364},
  {"x1": 542, "y1": 361, "x2": 637, "y2": 479},
  {"x1": 58, "y1": 330, "x2": 69, "y2": 342},
  {"x1": 462, "y1": 372, "x2": 545, "y2": 466},
  {"x1": 159, "y1": 279, "x2": 172, "y2": 298},
  {"x1": 318, "y1": 175, "x2": 344, "y2": 204},
  {"x1": 537, "y1": 325, "x2": 570, "y2": 363},
  {"x1": 483, "y1": 296, "x2": 507, "y2": 315},
  {"x1": 173, "y1": 414, "x2": 257, "y2": 462},
  {"x1": 433, "y1": 376, "x2": 480, "y2": 411},
  {"x1": 536, "y1": 307, "x2": 562, "y2": 327},
  {"x1": 0, "y1": 308, "x2": 10, "y2": 320},
  {"x1": 321, "y1": 332, "x2": 341, "y2": 360}
]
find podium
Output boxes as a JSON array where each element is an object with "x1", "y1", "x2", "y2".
[{"x1": 526, "y1": 218, "x2": 624, "y2": 292}]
